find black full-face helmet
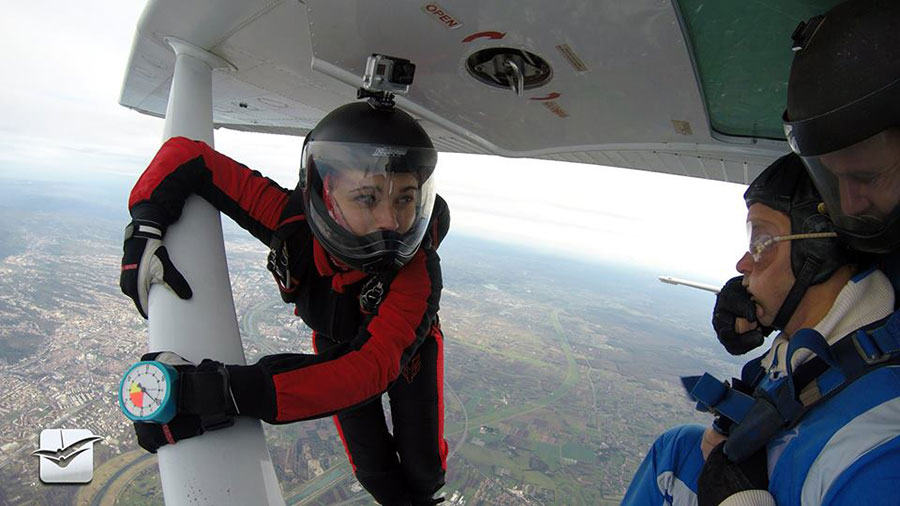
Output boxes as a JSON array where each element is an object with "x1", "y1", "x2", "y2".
[
  {"x1": 784, "y1": 0, "x2": 900, "y2": 254},
  {"x1": 744, "y1": 153, "x2": 852, "y2": 330},
  {"x1": 299, "y1": 102, "x2": 438, "y2": 273}
]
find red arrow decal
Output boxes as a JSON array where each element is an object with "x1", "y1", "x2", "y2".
[
  {"x1": 530, "y1": 93, "x2": 561, "y2": 101},
  {"x1": 462, "y1": 31, "x2": 506, "y2": 43}
]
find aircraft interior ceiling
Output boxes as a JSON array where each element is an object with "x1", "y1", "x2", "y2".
[{"x1": 120, "y1": 0, "x2": 837, "y2": 184}]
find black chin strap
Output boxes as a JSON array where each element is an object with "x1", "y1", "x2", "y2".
[{"x1": 772, "y1": 255, "x2": 822, "y2": 330}]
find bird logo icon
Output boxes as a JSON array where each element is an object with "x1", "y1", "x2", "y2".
[{"x1": 32, "y1": 429, "x2": 103, "y2": 483}]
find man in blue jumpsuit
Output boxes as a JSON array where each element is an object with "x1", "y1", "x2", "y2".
[
  {"x1": 623, "y1": 153, "x2": 898, "y2": 505},
  {"x1": 633, "y1": 1, "x2": 900, "y2": 504}
]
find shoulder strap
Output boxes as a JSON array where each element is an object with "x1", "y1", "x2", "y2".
[
  {"x1": 358, "y1": 269, "x2": 398, "y2": 314},
  {"x1": 266, "y1": 190, "x2": 309, "y2": 300},
  {"x1": 687, "y1": 310, "x2": 900, "y2": 463}
]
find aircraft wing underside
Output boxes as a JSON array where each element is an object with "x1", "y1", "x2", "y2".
[{"x1": 121, "y1": 0, "x2": 832, "y2": 184}]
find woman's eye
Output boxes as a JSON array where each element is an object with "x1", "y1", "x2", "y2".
[
  {"x1": 395, "y1": 195, "x2": 415, "y2": 206},
  {"x1": 354, "y1": 194, "x2": 377, "y2": 206}
]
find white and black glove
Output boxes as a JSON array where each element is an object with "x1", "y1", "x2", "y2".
[{"x1": 120, "y1": 219, "x2": 192, "y2": 318}]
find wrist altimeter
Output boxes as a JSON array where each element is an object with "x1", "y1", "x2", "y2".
[{"x1": 119, "y1": 361, "x2": 178, "y2": 424}]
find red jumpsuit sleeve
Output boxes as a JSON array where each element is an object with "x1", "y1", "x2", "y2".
[
  {"x1": 227, "y1": 242, "x2": 444, "y2": 424},
  {"x1": 129, "y1": 136, "x2": 291, "y2": 246}
]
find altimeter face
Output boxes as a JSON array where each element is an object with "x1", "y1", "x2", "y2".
[{"x1": 119, "y1": 361, "x2": 176, "y2": 423}]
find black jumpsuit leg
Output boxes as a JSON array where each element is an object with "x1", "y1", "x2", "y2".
[
  {"x1": 388, "y1": 328, "x2": 448, "y2": 504},
  {"x1": 334, "y1": 401, "x2": 411, "y2": 504},
  {"x1": 314, "y1": 333, "x2": 410, "y2": 505}
]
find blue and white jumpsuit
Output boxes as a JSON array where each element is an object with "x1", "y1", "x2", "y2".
[{"x1": 622, "y1": 269, "x2": 899, "y2": 505}]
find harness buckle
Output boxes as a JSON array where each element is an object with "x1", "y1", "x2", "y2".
[
  {"x1": 850, "y1": 329, "x2": 892, "y2": 365},
  {"x1": 267, "y1": 240, "x2": 294, "y2": 295}
]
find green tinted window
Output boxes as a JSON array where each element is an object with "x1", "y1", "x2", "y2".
[{"x1": 674, "y1": 1, "x2": 841, "y2": 141}]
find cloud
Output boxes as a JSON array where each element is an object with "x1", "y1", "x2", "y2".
[
  {"x1": 437, "y1": 153, "x2": 749, "y2": 282},
  {"x1": 0, "y1": 1, "x2": 162, "y2": 175}
]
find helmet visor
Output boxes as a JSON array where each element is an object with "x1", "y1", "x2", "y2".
[
  {"x1": 799, "y1": 129, "x2": 900, "y2": 243},
  {"x1": 783, "y1": 76, "x2": 900, "y2": 157},
  {"x1": 304, "y1": 140, "x2": 437, "y2": 265}
]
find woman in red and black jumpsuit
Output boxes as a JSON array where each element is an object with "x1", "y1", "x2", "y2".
[{"x1": 120, "y1": 102, "x2": 449, "y2": 505}]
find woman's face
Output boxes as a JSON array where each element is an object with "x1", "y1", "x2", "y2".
[
  {"x1": 735, "y1": 204, "x2": 796, "y2": 327},
  {"x1": 328, "y1": 171, "x2": 419, "y2": 236}
]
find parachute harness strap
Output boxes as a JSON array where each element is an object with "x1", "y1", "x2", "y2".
[
  {"x1": 686, "y1": 311, "x2": 900, "y2": 463},
  {"x1": 772, "y1": 255, "x2": 822, "y2": 330}
]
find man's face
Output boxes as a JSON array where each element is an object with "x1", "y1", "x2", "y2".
[
  {"x1": 818, "y1": 129, "x2": 900, "y2": 219},
  {"x1": 328, "y1": 171, "x2": 419, "y2": 236},
  {"x1": 735, "y1": 204, "x2": 796, "y2": 327}
]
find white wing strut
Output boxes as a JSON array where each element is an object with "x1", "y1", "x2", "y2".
[
  {"x1": 148, "y1": 37, "x2": 285, "y2": 506},
  {"x1": 658, "y1": 276, "x2": 721, "y2": 294}
]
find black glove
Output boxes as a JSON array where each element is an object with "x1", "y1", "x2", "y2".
[
  {"x1": 698, "y1": 443, "x2": 770, "y2": 506},
  {"x1": 135, "y1": 413, "x2": 205, "y2": 454},
  {"x1": 712, "y1": 276, "x2": 773, "y2": 355},
  {"x1": 132, "y1": 352, "x2": 237, "y2": 453},
  {"x1": 120, "y1": 218, "x2": 192, "y2": 318}
]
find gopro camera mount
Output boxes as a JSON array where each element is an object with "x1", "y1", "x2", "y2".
[{"x1": 359, "y1": 54, "x2": 416, "y2": 109}]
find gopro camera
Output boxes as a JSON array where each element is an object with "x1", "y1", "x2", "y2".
[{"x1": 362, "y1": 54, "x2": 416, "y2": 94}]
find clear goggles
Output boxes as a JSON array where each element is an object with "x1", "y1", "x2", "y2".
[{"x1": 747, "y1": 223, "x2": 837, "y2": 269}]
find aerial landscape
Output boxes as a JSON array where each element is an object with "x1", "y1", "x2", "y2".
[{"x1": 0, "y1": 171, "x2": 744, "y2": 505}]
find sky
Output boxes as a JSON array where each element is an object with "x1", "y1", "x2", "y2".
[{"x1": 0, "y1": 1, "x2": 752, "y2": 285}]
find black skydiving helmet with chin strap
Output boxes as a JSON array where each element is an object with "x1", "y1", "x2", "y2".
[
  {"x1": 298, "y1": 101, "x2": 438, "y2": 273},
  {"x1": 743, "y1": 153, "x2": 851, "y2": 330},
  {"x1": 784, "y1": 0, "x2": 900, "y2": 254}
]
